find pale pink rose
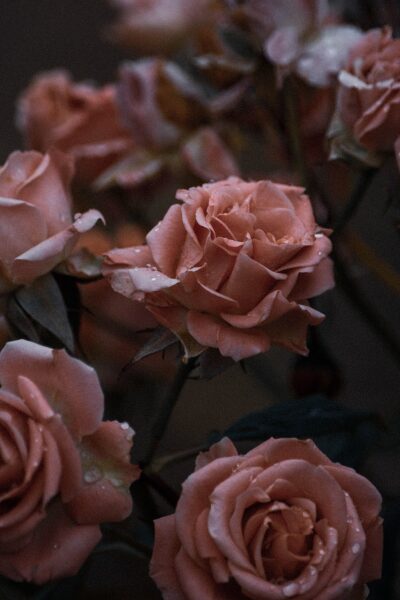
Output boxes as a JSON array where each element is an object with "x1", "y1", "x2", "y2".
[
  {"x1": 108, "y1": 0, "x2": 214, "y2": 54},
  {"x1": 151, "y1": 437, "x2": 383, "y2": 600},
  {"x1": 17, "y1": 70, "x2": 133, "y2": 183},
  {"x1": 0, "y1": 150, "x2": 103, "y2": 291},
  {"x1": 0, "y1": 339, "x2": 139, "y2": 584},
  {"x1": 337, "y1": 27, "x2": 400, "y2": 152},
  {"x1": 103, "y1": 177, "x2": 334, "y2": 361},
  {"x1": 235, "y1": 0, "x2": 361, "y2": 87}
]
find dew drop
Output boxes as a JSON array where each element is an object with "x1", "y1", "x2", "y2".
[
  {"x1": 120, "y1": 422, "x2": 130, "y2": 430},
  {"x1": 151, "y1": 277, "x2": 157, "y2": 281},
  {"x1": 351, "y1": 543, "x2": 361, "y2": 554},
  {"x1": 84, "y1": 466, "x2": 102, "y2": 484},
  {"x1": 282, "y1": 583, "x2": 299, "y2": 597},
  {"x1": 110, "y1": 477, "x2": 123, "y2": 487},
  {"x1": 134, "y1": 248, "x2": 141, "y2": 253}
]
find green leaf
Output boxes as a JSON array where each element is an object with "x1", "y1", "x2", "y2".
[
  {"x1": 15, "y1": 275, "x2": 74, "y2": 352},
  {"x1": 6, "y1": 296, "x2": 41, "y2": 343},
  {"x1": 123, "y1": 326, "x2": 178, "y2": 372},
  {"x1": 327, "y1": 111, "x2": 383, "y2": 168}
]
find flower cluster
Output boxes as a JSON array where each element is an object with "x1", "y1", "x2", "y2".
[{"x1": 0, "y1": 0, "x2": 392, "y2": 595}]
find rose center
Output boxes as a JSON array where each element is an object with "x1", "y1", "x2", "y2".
[{"x1": 248, "y1": 502, "x2": 315, "y2": 582}]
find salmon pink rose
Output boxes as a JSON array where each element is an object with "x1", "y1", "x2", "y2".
[
  {"x1": 0, "y1": 339, "x2": 139, "y2": 583},
  {"x1": 104, "y1": 177, "x2": 334, "y2": 361},
  {"x1": 337, "y1": 27, "x2": 400, "y2": 152},
  {"x1": 17, "y1": 71, "x2": 133, "y2": 183},
  {"x1": 151, "y1": 437, "x2": 382, "y2": 599},
  {"x1": 0, "y1": 150, "x2": 103, "y2": 292}
]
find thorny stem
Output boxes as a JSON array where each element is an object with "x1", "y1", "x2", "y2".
[{"x1": 143, "y1": 357, "x2": 197, "y2": 466}]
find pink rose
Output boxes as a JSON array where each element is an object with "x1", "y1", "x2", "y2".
[
  {"x1": 0, "y1": 339, "x2": 139, "y2": 583},
  {"x1": 17, "y1": 71, "x2": 133, "y2": 182},
  {"x1": 104, "y1": 177, "x2": 334, "y2": 361},
  {"x1": 117, "y1": 59, "x2": 208, "y2": 151},
  {"x1": 337, "y1": 27, "x2": 400, "y2": 152},
  {"x1": 108, "y1": 0, "x2": 214, "y2": 54},
  {"x1": 0, "y1": 150, "x2": 103, "y2": 291},
  {"x1": 235, "y1": 0, "x2": 361, "y2": 87},
  {"x1": 151, "y1": 437, "x2": 383, "y2": 599}
]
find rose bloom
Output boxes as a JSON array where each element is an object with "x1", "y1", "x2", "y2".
[
  {"x1": 151, "y1": 437, "x2": 383, "y2": 600},
  {"x1": 103, "y1": 178, "x2": 334, "y2": 362},
  {"x1": 337, "y1": 27, "x2": 400, "y2": 152},
  {"x1": 17, "y1": 70, "x2": 133, "y2": 183},
  {"x1": 0, "y1": 150, "x2": 103, "y2": 292},
  {"x1": 0, "y1": 339, "x2": 139, "y2": 583}
]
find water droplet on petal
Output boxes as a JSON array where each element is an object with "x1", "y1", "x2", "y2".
[
  {"x1": 84, "y1": 466, "x2": 102, "y2": 484},
  {"x1": 110, "y1": 477, "x2": 123, "y2": 487},
  {"x1": 283, "y1": 583, "x2": 299, "y2": 597},
  {"x1": 351, "y1": 543, "x2": 361, "y2": 554}
]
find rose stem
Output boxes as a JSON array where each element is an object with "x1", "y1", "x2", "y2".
[
  {"x1": 143, "y1": 356, "x2": 197, "y2": 467},
  {"x1": 331, "y1": 168, "x2": 376, "y2": 240}
]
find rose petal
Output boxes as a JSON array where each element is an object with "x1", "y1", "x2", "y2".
[
  {"x1": 187, "y1": 311, "x2": 270, "y2": 361},
  {"x1": 67, "y1": 421, "x2": 138, "y2": 524},
  {"x1": 0, "y1": 340, "x2": 104, "y2": 439},
  {"x1": 0, "y1": 501, "x2": 101, "y2": 584},
  {"x1": 150, "y1": 515, "x2": 186, "y2": 600},
  {"x1": 12, "y1": 210, "x2": 104, "y2": 285}
]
